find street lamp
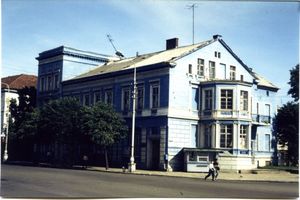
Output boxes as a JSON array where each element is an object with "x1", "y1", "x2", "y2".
[
  {"x1": 128, "y1": 65, "x2": 137, "y2": 172},
  {"x1": 113, "y1": 49, "x2": 136, "y2": 172},
  {"x1": 1, "y1": 82, "x2": 10, "y2": 162}
]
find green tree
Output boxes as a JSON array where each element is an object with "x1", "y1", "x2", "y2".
[
  {"x1": 38, "y1": 97, "x2": 86, "y2": 165},
  {"x1": 8, "y1": 87, "x2": 37, "y2": 161},
  {"x1": 83, "y1": 102, "x2": 128, "y2": 170},
  {"x1": 288, "y1": 64, "x2": 299, "y2": 102},
  {"x1": 273, "y1": 102, "x2": 299, "y2": 166}
]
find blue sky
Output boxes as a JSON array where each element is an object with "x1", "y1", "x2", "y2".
[{"x1": 2, "y1": 0, "x2": 299, "y2": 103}]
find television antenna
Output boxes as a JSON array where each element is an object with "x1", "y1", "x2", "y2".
[
  {"x1": 106, "y1": 34, "x2": 124, "y2": 58},
  {"x1": 186, "y1": 3, "x2": 198, "y2": 45}
]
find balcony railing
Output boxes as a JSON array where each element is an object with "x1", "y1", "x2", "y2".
[
  {"x1": 252, "y1": 114, "x2": 271, "y2": 124},
  {"x1": 200, "y1": 110, "x2": 251, "y2": 119}
]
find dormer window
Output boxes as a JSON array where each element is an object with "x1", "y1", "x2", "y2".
[{"x1": 214, "y1": 51, "x2": 221, "y2": 58}]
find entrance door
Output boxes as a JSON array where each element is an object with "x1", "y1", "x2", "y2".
[{"x1": 151, "y1": 139, "x2": 160, "y2": 170}]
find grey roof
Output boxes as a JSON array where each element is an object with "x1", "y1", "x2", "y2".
[
  {"x1": 71, "y1": 38, "x2": 278, "y2": 91},
  {"x1": 73, "y1": 39, "x2": 215, "y2": 79}
]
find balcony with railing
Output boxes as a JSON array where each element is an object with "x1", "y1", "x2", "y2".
[
  {"x1": 251, "y1": 114, "x2": 271, "y2": 124},
  {"x1": 200, "y1": 109, "x2": 251, "y2": 120}
]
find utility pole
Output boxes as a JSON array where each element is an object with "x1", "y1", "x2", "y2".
[{"x1": 187, "y1": 4, "x2": 198, "y2": 45}]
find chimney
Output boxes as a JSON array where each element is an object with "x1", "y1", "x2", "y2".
[{"x1": 166, "y1": 38, "x2": 179, "y2": 50}]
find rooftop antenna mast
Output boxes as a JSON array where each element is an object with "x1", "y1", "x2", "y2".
[
  {"x1": 186, "y1": 4, "x2": 198, "y2": 45},
  {"x1": 107, "y1": 34, "x2": 124, "y2": 58}
]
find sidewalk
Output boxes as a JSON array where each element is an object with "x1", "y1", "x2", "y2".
[{"x1": 88, "y1": 166, "x2": 299, "y2": 183}]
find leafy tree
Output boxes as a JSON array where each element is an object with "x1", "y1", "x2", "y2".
[
  {"x1": 83, "y1": 102, "x2": 128, "y2": 170},
  {"x1": 38, "y1": 97, "x2": 86, "y2": 165},
  {"x1": 288, "y1": 64, "x2": 299, "y2": 101},
  {"x1": 273, "y1": 102, "x2": 299, "y2": 166}
]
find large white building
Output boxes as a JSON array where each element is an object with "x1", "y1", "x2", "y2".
[{"x1": 36, "y1": 35, "x2": 279, "y2": 171}]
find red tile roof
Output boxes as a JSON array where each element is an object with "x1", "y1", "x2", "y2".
[{"x1": 1, "y1": 74, "x2": 37, "y2": 90}]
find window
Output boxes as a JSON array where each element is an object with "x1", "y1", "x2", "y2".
[
  {"x1": 197, "y1": 58, "x2": 204, "y2": 76},
  {"x1": 122, "y1": 88, "x2": 130, "y2": 111},
  {"x1": 151, "y1": 83, "x2": 159, "y2": 109},
  {"x1": 83, "y1": 94, "x2": 90, "y2": 106},
  {"x1": 54, "y1": 74, "x2": 59, "y2": 89},
  {"x1": 137, "y1": 86, "x2": 144, "y2": 110},
  {"x1": 265, "y1": 134, "x2": 270, "y2": 151},
  {"x1": 209, "y1": 61, "x2": 215, "y2": 79},
  {"x1": 215, "y1": 51, "x2": 221, "y2": 58},
  {"x1": 40, "y1": 77, "x2": 45, "y2": 92},
  {"x1": 220, "y1": 124, "x2": 233, "y2": 148},
  {"x1": 265, "y1": 104, "x2": 270, "y2": 116},
  {"x1": 47, "y1": 76, "x2": 52, "y2": 91},
  {"x1": 221, "y1": 89, "x2": 233, "y2": 110},
  {"x1": 204, "y1": 124, "x2": 211, "y2": 148},
  {"x1": 204, "y1": 90, "x2": 213, "y2": 110},
  {"x1": 240, "y1": 75, "x2": 244, "y2": 82},
  {"x1": 105, "y1": 89, "x2": 113, "y2": 105},
  {"x1": 188, "y1": 64, "x2": 192, "y2": 74},
  {"x1": 240, "y1": 91, "x2": 248, "y2": 111},
  {"x1": 191, "y1": 124, "x2": 199, "y2": 147},
  {"x1": 230, "y1": 66, "x2": 236, "y2": 80},
  {"x1": 240, "y1": 125, "x2": 248, "y2": 149},
  {"x1": 94, "y1": 91, "x2": 101, "y2": 104},
  {"x1": 192, "y1": 87, "x2": 199, "y2": 110}
]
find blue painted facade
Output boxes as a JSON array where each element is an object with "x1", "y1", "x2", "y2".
[{"x1": 36, "y1": 36, "x2": 279, "y2": 171}]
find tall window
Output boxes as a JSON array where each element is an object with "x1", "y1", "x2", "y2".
[
  {"x1": 137, "y1": 86, "x2": 144, "y2": 110},
  {"x1": 240, "y1": 125, "x2": 248, "y2": 149},
  {"x1": 220, "y1": 124, "x2": 233, "y2": 148},
  {"x1": 265, "y1": 134, "x2": 270, "y2": 151},
  {"x1": 83, "y1": 94, "x2": 90, "y2": 106},
  {"x1": 209, "y1": 61, "x2": 215, "y2": 79},
  {"x1": 197, "y1": 58, "x2": 204, "y2": 76},
  {"x1": 94, "y1": 91, "x2": 101, "y2": 104},
  {"x1": 40, "y1": 77, "x2": 45, "y2": 92},
  {"x1": 191, "y1": 124, "x2": 199, "y2": 147},
  {"x1": 204, "y1": 124, "x2": 211, "y2": 148},
  {"x1": 105, "y1": 89, "x2": 113, "y2": 105},
  {"x1": 240, "y1": 91, "x2": 248, "y2": 111},
  {"x1": 221, "y1": 89, "x2": 233, "y2": 109},
  {"x1": 151, "y1": 83, "x2": 159, "y2": 109},
  {"x1": 192, "y1": 87, "x2": 199, "y2": 110},
  {"x1": 47, "y1": 76, "x2": 52, "y2": 91},
  {"x1": 230, "y1": 66, "x2": 236, "y2": 80},
  {"x1": 54, "y1": 74, "x2": 59, "y2": 89},
  {"x1": 122, "y1": 88, "x2": 130, "y2": 111},
  {"x1": 204, "y1": 90, "x2": 213, "y2": 110},
  {"x1": 188, "y1": 64, "x2": 192, "y2": 74}
]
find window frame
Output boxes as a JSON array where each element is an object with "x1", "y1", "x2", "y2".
[
  {"x1": 240, "y1": 125, "x2": 248, "y2": 149},
  {"x1": 240, "y1": 90, "x2": 249, "y2": 111},
  {"x1": 230, "y1": 65, "x2": 236, "y2": 80},
  {"x1": 220, "y1": 124, "x2": 233, "y2": 148},
  {"x1": 150, "y1": 83, "x2": 160, "y2": 109},
  {"x1": 104, "y1": 89, "x2": 113, "y2": 105},
  {"x1": 122, "y1": 87, "x2": 131, "y2": 111},
  {"x1": 209, "y1": 61, "x2": 216, "y2": 79},
  {"x1": 197, "y1": 58, "x2": 204, "y2": 76},
  {"x1": 204, "y1": 89, "x2": 213, "y2": 110},
  {"x1": 220, "y1": 89, "x2": 233, "y2": 110}
]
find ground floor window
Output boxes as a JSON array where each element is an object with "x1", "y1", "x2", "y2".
[
  {"x1": 204, "y1": 124, "x2": 211, "y2": 148},
  {"x1": 220, "y1": 124, "x2": 233, "y2": 148},
  {"x1": 240, "y1": 125, "x2": 248, "y2": 149},
  {"x1": 265, "y1": 134, "x2": 270, "y2": 151}
]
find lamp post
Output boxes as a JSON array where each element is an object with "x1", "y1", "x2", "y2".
[
  {"x1": 1, "y1": 82, "x2": 10, "y2": 162},
  {"x1": 128, "y1": 66, "x2": 136, "y2": 172}
]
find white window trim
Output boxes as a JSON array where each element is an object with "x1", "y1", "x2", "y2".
[
  {"x1": 191, "y1": 86, "x2": 199, "y2": 111},
  {"x1": 137, "y1": 85, "x2": 144, "y2": 110},
  {"x1": 219, "y1": 88, "x2": 234, "y2": 110}
]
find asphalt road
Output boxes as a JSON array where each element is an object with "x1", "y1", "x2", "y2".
[{"x1": 1, "y1": 164, "x2": 298, "y2": 198}]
